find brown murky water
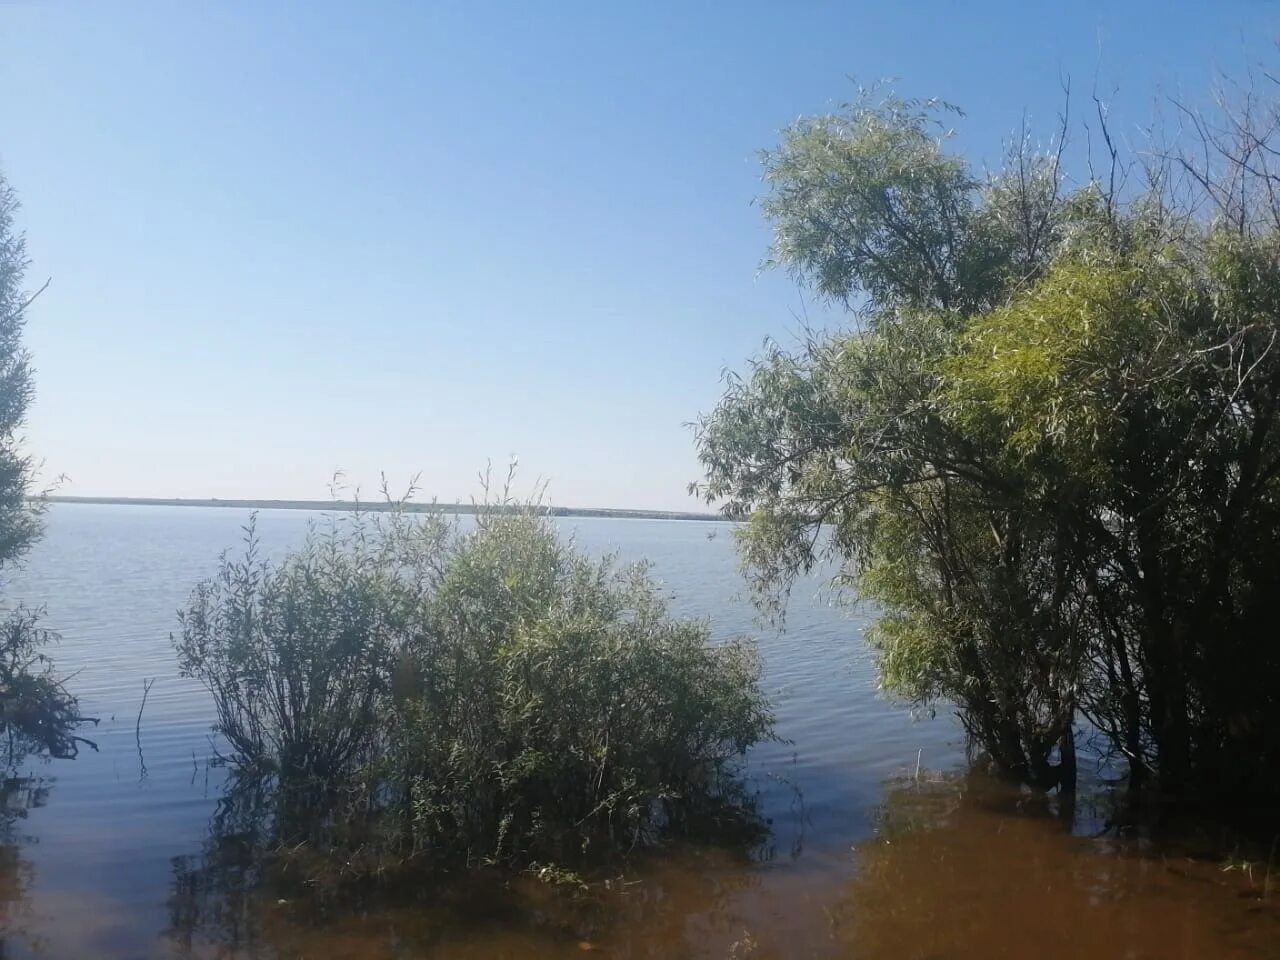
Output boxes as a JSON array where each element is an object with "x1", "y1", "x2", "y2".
[
  {"x1": 1, "y1": 505, "x2": 1277, "y2": 958},
  {"x1": 146, "y1": 776, "x2": 1280, "y2": 960}
]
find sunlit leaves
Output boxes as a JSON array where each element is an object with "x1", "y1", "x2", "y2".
[{"x1": 700, "y1": 80, "x2": 1280, "y2": 798}]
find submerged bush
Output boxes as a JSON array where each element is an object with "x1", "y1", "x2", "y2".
[
  {"x1": 176, "y1": 501, "x2": 773, "y2": 872},
  {"x1": 176, "y1": 513, "x2": 436, "y2": 781},
  {"x1": 392, "y1": 509, "x2": 771, "y2": 864},
  {"x1": 0, "y1": 609, "x2": 94, "y2": 763},
  {"x1": 696, "y1": 82, "x2": 1280, "y2": 805}
]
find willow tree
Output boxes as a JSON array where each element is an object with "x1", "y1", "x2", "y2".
[
  {"x1": 696, "y1": 84, "x2": 1280, "y2": 801},
  {"x1": 0, "y1": 172, "x2": 88, "y2": 762}
]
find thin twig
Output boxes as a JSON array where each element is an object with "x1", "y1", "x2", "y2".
[
  {"x1": 136, "y1": 677, "x2": 155, "y2": 779},
  {"x1": 7, "y1": 277, "x2": 51, "y2": 323}
]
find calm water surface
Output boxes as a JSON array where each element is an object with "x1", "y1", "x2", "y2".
[{"x1": 0, "y1": 503, "x2": 1275, "y2": 958}]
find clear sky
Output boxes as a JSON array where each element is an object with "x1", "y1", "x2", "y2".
[{"x1": 0, "y1": 2, "x2": 1275, "y2": 510}]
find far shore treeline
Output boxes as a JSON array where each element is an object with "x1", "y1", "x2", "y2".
[{"x1": 42, "y1": 494, "x2": 734, "y2": 523}]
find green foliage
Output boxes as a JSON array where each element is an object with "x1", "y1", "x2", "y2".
[
  {"x1": 698, "y1": 80, "x2": 1280, "y2": 802},
  {"x1": 762, "y1": 90, "x2": 975, "y2": 310},
  {"x1": 0, "y1": 609, "x2": 92, "y2": 762},
  {"x1": 0, "y1": 177, "x2": 42, "y2": 570},
  {"x1": 176, "y1": 511, "x2": 437, "y2": 780},
  {"x1": 394, "y1": 509, "x2": 770, "y2": 864},
  {"x1": 176, "y1": 498, "x2": 774, "y2": 874},
  {"x1": 761, "y1": 87, "x2": 1070, "y2": 315},
  {"x1": 941, "y1": 257, "x2": 1153, "y2": 468},
  {"x1": 0, "y1": 171, "x2": 89, "y2": 766}
]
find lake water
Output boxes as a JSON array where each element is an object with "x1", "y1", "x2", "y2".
[{"x1": 0, "y1": 503, "x2": 1276, "y2": 958}]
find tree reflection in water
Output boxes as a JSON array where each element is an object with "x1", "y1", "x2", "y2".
[
  {"x1": 0, "y1": 778, "x2": 50, "y2": 958},
  {"x1": 164, "y1": 771, "x2": 769, "y2": 960},
  {"x1": 163, "y1": 771, "x2": 1280, "y2": 960},
  {"x1": 832, "y1": 774, "x2": 1280, "y2": 960}
]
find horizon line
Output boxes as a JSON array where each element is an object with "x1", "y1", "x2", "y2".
[{"x1": 41, "y1": 494, "x2": 737, "y2": 523}]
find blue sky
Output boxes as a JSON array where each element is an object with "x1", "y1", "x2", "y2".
[{"x1": 0, "y1": 2, "x2": 1275, "y2": 510}]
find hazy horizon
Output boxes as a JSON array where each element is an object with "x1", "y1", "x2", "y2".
[
  {"x1": 45, "y1": 489, "x2": 725, "y2": 514},
  {"x1": 2, "y1": 1, "x2": 1275, "y2": 510}
]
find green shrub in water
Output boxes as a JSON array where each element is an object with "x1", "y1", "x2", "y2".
[
  {"x1": 175, "y1": 511, "x2": 434, "y2": 781},
  {"x1": 176, "y1": 499, "x2": 773, "y2": 871}
]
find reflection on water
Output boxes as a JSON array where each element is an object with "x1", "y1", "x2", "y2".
[
  {"x1": 0, "y1": 505, "x2": 1275, "y2": 957},
  {"x1": 0, "y1": 779, "x2": 51, "y2": 958},
  {"x1": 835, "y1": 776, "x2": 1280, "y2": 960},
  {"x1": 155, "y1": 773, "x2": 1280, "y2": 960},
  {"x1": 167, "y1": 778, "x2": 270, "y2": 960}
]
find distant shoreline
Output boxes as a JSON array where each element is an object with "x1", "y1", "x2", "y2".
[{"x1": 43, "y1": 495, "x2": 736, "y2": 523}]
